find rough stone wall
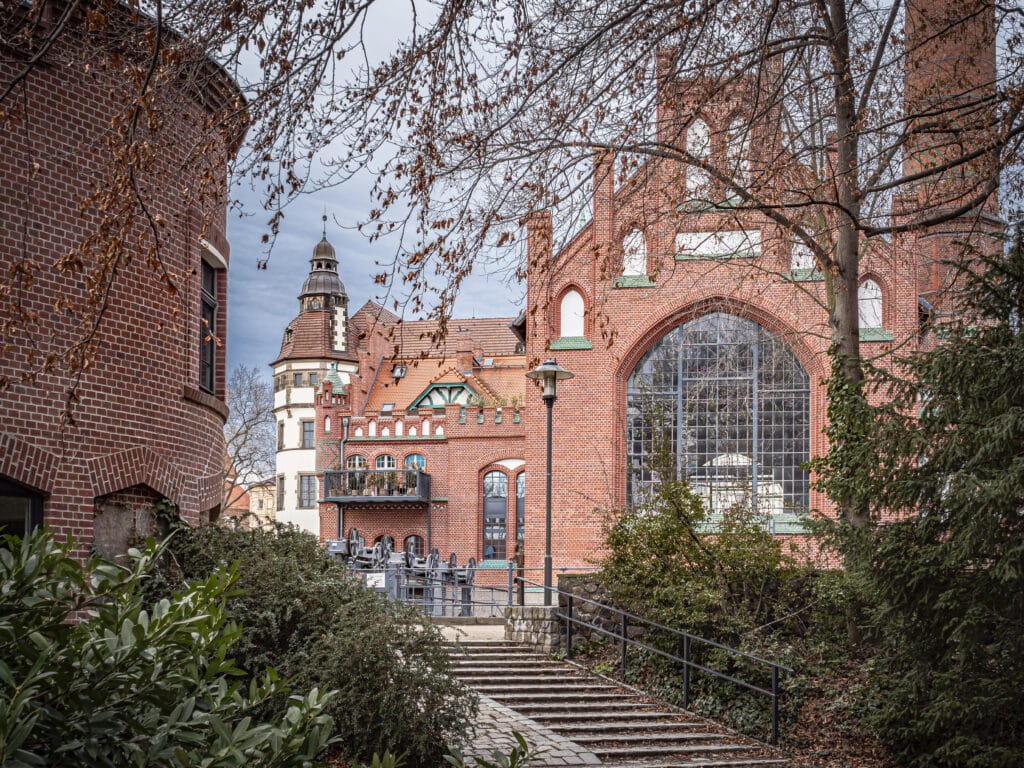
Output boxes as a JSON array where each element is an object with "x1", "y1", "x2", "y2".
[
  {"x1": 0, "y1": 13, "x2": 240, "y2": 554},
  {"x1": 505, "y1": 606, "x2": 563, "y2": 653}
]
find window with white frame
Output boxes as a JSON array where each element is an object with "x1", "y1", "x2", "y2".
[
  {"x1": 686, "y1": 118, "x2": 711, "y2": 197},
  {"x1": 559, "y1": 290, "x2": 585, "y2": 338},
  {"x1": 622, "y1": 228, "x2": 648, "y2": 276},
  {"x1": 858, "y1": 280, "x2": 883, "y2": 328}
]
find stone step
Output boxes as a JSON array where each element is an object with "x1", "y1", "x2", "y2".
[
  {"x1": 552, "y1": 721, "x2": 703, "y2": 733},
  {"x1": 590, "y1": 743, "x2": 758, "y2": 759},
  {"x1": 570, "y1": 732, "x2": 725, "y2": 746},
  {"x1": 529, "y1": 710, "x2": 685, "y2": 724},
  {"x1": 489, "y1": 691, "x2": 639, "y2": 703},
  {"x1": 510, "y1": 700, "x2": 664, "y2": 713},
  {"x1": 447, "y1": 644, "x2": 539, "y2": 654},
  {"x1": 608, "y1": 760, "x2": 786, "y2": 768},
  {"x1": 466, "y1": 682, "x2": 621, "y2": 694},
  {"x1": 452, "y1": 667, "x2": 572, "y2": 677}
]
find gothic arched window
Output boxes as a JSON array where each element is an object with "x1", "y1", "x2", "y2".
[
  {"x1": 560, "y1": 290, "x2": 585, "y2": 338},
  {"x1": 626, "y1": 313, "x2": 810, "y2": 515},
  {"x1": 858, "y1": 280, "x2": 883, "y2": 328}
]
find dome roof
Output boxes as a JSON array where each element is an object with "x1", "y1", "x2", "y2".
[
  {"x1": 313, "y1": 236, "x2": 336, "y2": 260},
  {"x1": 298, "y1": 234, "x2": 346, "y2": 302}
]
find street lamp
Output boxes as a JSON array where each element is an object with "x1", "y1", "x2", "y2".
[{"x1": 525, "y1": 358, "x2": 574, "y2": 606}]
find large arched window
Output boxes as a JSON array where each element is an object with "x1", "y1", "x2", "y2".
[
  {"x1": 404, "y1": 534, "x2": 425, "y2": 558},
  {"x1": 346, "y1": 455, "x2": 366, "y2": 469},
  {"x1": 559, "y1": 290, "x2": 585, "y2": 338},
  {"x1": 858, "y1": 279, "x2": 883, "y2": 328},
  {"x1": 686, "y1": 118, "x2": 711, "y2": 197},
  {"x1": 626, "y1": 312, "x2": 810, "y2": 514},
  {"x1": 375, "y1": 455, "x2": 396, "y2": 470},
  {"x1": 482, "y1": 471, "x2": 508, "y2": 560}
]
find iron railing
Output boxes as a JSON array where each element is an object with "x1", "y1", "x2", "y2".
[
  {"x1": 322, "y1": 468, "x2": 431, "y2": 502},
  {"x1": 515, "y1": 576, "x2": 794, "y2": 744}
]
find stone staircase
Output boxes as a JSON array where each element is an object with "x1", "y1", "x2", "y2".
[{"x1": 449, "y1": 640, "x2": 787, "y2": 768}]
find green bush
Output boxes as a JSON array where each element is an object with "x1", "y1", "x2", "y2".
[
  {"x1": 814, "y1": 232, "x2": 1024, "y2": 766},
  {"x1": 164, "y1": 524, "x2": 477, "y2": 767},
  {"x1": 0, "y1": 530, "x2": 334, "y2": 767}
]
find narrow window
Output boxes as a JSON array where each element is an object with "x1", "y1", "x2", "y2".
[
  {"x1": 560, "y1": 290, "x2": 585, "y2": 338},
  {"x1": 622, "y1": 229, "x2": 647, "y2": 276},
  {"x1": 293, "y1": 372, "x2": 303, "y2": 387},
  {"x1": 324, "y1": 416, "x2": 331, "y2": 433},
  {"x1": 791, "y1": 238, "x2": 815, "y2": 272},
  {"x1": 299, "y1": 475, "x2": 317, "y2": 508},
  {"x1": 301, "y1": 420, "x2": 314, "y2": 449},
  {"x1": 515, "y1": 472, "x2": 525, "y2": 545},
  {"x1": 276, "y1": 475, "x2": 285, "y2": 511},
  {"x1": 404, "y1": 534, "x2": 425, "y2": 557},
  {"x1": 859, "y1": 280, "x2": 883, "y2": 328},
  {"x1": 309, "y1": 373, "x2": 318, "y2": 387},
  {"x1": 727, "y1": 117, "x2": 750, "y2": 186},
  {"x1": 482, "y1": 471, "x2": 508, "y2": 560},
  {"x1": 199, "y1": 261, "x2": 217, "y2": 394},
  {"x1": 277, "y1": 422, "x2": 285, "y2": 450},
  {"x1": 686, "y1": 118, "x2": 710, "y2": 197}
]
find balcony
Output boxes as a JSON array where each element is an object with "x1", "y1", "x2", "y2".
[{"x1": 323, "y1": 468, "x2": 431, "y2": 504}]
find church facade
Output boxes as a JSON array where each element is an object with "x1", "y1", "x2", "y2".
[{"x1": 277, "y1": 0, "x2": 1002, "y2": 572}]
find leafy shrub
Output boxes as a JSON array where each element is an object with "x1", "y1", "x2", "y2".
[
  {"x1": 164, "y1": 524, "x2": 477, "y2": 767},
  {"x1": 0, "y1": 530, "x2": 334, "y2": 767}
]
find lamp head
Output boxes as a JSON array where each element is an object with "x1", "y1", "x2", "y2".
[{"x1": 526, "y1": 358, "x2": 575, "y2": 399}]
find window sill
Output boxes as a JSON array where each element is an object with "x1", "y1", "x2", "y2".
[
  {"x1": 182, "y1": 384, "x2": 229, "y2": 421},
  {"x1": 613, "y1": 274, "x2": 656, "y2": 289},
  {"x1": 550, "y1": 336, "x2": 593, "y2": 351},
  {"x1": 789, "y1": 268, "x2": 824, "y2": 282},
  {"x1": 860, "y1": 327, "x2": 894, "y2": 342},
  {"x1": 675, "y1": 251, "x2": 758, "y2": 261}
]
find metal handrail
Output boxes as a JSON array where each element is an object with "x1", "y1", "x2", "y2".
[{"x1": 514, "y1": 576, "x2": 794, "y2": 745}]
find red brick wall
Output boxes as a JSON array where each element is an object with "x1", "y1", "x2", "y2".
[{"x1": 0, "y1": 18, "x2": 239, "y2": 554}]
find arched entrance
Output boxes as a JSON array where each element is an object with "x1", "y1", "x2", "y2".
[{"x1": 626, "y1": 312, "x2": 810, "y2": 515}]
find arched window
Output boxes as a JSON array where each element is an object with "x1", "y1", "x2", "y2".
[
  {"x1": 482, "y1": 471, "x2": 508, "y2": 560},
  {"x1": 376, "y1": 455, "x2": 396, "y2": 470},
  {"x1": 347, "y1": 455, "x2": 366, "y2": 469},
  {"x1": 627, "y1": 312, "x2": 810, "y2": 515},
  {"x1": 408, "y1": 426, "x2": 418, "y2": 437},
  {"x1": 515, "y1": 472, "x2": 525, "y2": 545},
  {"x1": 622, "y1": 228, "x2": 648, "y2": 277},
  {"x1": 354, "y1": 427, "x2": 364, "y2": 437},
  {"x1": 324, "y1": 416, "x2": 331, "y2": 434},
  {"x1": 395, "y1": 420, "x2": 404, "y2": 436},
  {"x1": 859, "y1": 279, "x2": 883, "y2": 328},
  {"x1": 368, "y1": 420, "x2": 377, "y2": 437},
  {"x1": 381, "y1": 427, "x2": 390, "y2": 437},
  {"x1": 374, "y1": 534, "x2": 395, "y2": 553},
  {"x1": 686, "y1": 118, "x2": 710, "y2": 197},
  {"x1": 404, "y1": 534, "x2": 425, "y2": 558},
  {"x1": 727, "y1": 117, "x2": 750, "y2": 186},
  {"x1": 405, "y1": 454, "x2": 426, "y2": 469},
  {"x1": 560, "y1": 290, "x2": 585, "y2": 338}
]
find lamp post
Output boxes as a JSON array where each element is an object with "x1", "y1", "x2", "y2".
[{"x1": 526, "y1": 358, "x2": 574, "y2": 606}]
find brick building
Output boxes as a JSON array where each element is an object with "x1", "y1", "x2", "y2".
[
  {"x1": 0, "y1": 5, "x2": 243, "y2": 553},
  {"x1": 304, "y1": 0, "x2": 1002, "y2": 571}
]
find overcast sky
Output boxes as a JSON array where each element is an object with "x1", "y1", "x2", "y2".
[{"x1": 224, "y1": 190, "x2": 524, "y2": 380}]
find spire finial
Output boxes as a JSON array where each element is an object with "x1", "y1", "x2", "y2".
[{"x1": 322, "y1": 208, "x2": 327, "y2": 238}]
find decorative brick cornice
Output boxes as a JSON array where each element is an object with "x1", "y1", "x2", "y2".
[{"x1": 0, "y1": 433, "x2": 58, "y2": 493}]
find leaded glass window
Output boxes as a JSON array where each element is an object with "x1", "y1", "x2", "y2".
[{"x1": 626, "y1": 312, "x2": 809, "y2": 515}]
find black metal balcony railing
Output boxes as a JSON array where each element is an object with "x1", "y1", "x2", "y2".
[{"x1": 322, "y1": 468, "x2": 431, "y2": 503}]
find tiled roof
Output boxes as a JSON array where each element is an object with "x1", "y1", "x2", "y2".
[
  {"x1": 371, "y1": 317, "x2": 522, "y2": 357},
  {"x1": 272, "y1": 311, "x2": 355, "y2": 365},
  {"x1": 364, "y1": 356, "x2": 525, "y2": 412}
]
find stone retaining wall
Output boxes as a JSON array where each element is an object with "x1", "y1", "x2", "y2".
[{"x1": 504, "y1": 606, "x2": 563, "y2": 652}]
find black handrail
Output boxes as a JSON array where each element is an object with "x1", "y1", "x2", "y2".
[{"x1": 515, "y1": 576, "x2": 794, "y2": 745}]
